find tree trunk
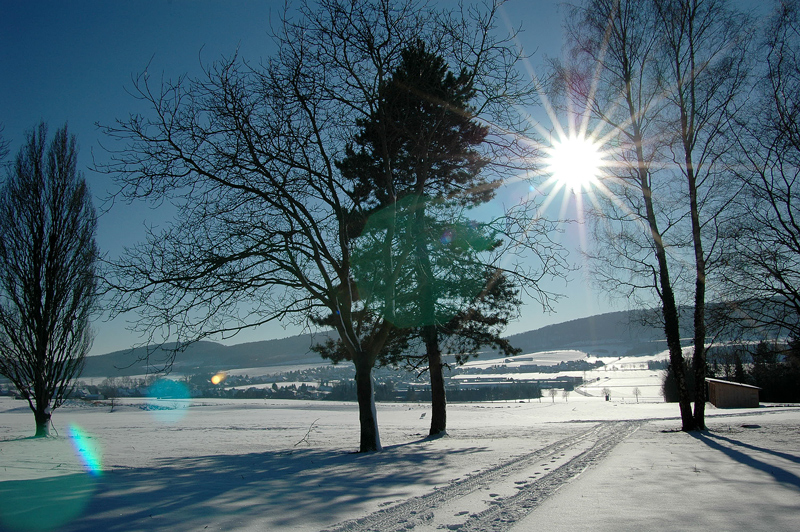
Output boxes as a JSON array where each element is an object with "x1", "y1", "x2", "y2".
[
  {"x1": 34, "y1": 408, "x2": 50, "y2": 437},
  {"x1": 354, "y1": 358, "x2": 381, "y2": 452},
  {"x1": 32, "y1": 376, "x2": 52, "y2": 437},
  {"x1": 634, "y1": 134, "x2": 695, "y2": 431},
  {"x1": 425, "y1": 325, "x2": 447, "y2": 436},
  {"x1": 690, "y1": 202, "x2": 707, "y2": 429},
  {"x1": 692, "y1": 284, "x2": 707, "y2": 430},
  {"x1": 412, "y1": 193, "x2": 448, "y2": 437},
  {"x1": 687, "y1": 150, "x2": 707, "y2": 431},
  {"x1": 662, "y1": 291, "x2": 695, "y2": 431}
]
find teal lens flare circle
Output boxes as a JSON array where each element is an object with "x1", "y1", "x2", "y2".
[
  {"x1": 351, "y1": 196, "x2": 496, "y2": 329},
  {"x1": 146, "y1": 379, "x2": 192, "y2": 423}
]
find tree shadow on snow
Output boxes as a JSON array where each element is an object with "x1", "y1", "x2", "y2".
[
  {"x1": 691, "y1": 431, "x2": 800, "y2": 490},
  {"x1": 704, "y1": 431, "x2": 800, "y2": 466},
  {"x1": 4, "y1": 443, "x2": 487, "y2": 532},
  {"x1": 0, "y1": 435, "x2": 42, "y2": 443}
]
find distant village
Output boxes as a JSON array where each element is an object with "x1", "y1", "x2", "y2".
[{"x1": 0, "y1": 357, "x2": 605, "y2": 404}]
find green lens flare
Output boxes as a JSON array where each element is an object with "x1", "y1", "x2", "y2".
[
  {"x1": 68, "y1": 424, "x2": 103, "y2": 476},
  {"x1": 351, "y1": 195, "x2": 497, "y2": 329},
  {"x1": 146, "y1": 379, "x2": 192, "y2": 423}
]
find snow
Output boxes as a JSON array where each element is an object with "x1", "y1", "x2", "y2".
[
  {"x1": 1, "y1": 366, "x2": 799, "y2": 531},
  {"x1": 461, "y1": 349, "x2": 588, "y2": 368},
  {"x1": 513, "y1": 412, "x2": 800, "y2": 531},
  {"x1": 225, "y1": 364, "x2": 329, "y2": 377}
]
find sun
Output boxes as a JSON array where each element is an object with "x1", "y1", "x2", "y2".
[{"x1": 544, "y1": 134, "x2": 604, "y2": 193}]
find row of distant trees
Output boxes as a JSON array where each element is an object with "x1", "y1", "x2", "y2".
[
  {"x1": 664, "y1": 341, "x2": 800, "y2": 402},
  {"x1": 327, "y1": 380, "x2": 547, "y2": 403},
  {"x1": 75, "y1": 376, "x2": 548, "y2": 403},
  {"x1": 3, "y1": 0, "x2": 800, "y2": 448}
]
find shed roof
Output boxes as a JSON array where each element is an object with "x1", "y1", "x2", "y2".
[{"x1": 705, "y1": 377, "x2": 761, "y2": 390}]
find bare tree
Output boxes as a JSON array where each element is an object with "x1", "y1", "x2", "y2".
[
  {"x1": 0, "y1": 123, "x2": 99, "y2": 437},
  {"x1": 652, "y1": 0, "x2": 752, "y2": 430},
  {"x1": 722, "y1": 0, "x2": 800, "y2": 343},
  {"x1": 101, "y1": 0, "x2": 551, "y2": 452},
  {"x1": 557, "y1": 0, "x2": 751, "y2": 431},
  {"x1": 0, "y1": 124, "x2": 9, "y2": 162},
  {"x1": 103, "y1": 0, "x2": 420, "y2": 453},
  {"x1": 548, "y1": 387, "x2": 559, "y2": 403},
  {"x1": 558, "y1": 0, "x2": 694, "y2": 430},
  {"x1": 633, "y1": 386, "x2": 642, "y2": 402}
]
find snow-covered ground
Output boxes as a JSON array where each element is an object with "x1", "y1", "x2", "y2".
[
  {"x1": 460, "y1": 349, "x2": 588, "y2": 368},
  {"x1": 2, "y1": 355, "x2": 798, "y2": 532}
]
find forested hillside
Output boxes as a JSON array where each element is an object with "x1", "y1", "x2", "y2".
[{"x1": 82, "y1": 310, "x2": 684, "y2": 377}]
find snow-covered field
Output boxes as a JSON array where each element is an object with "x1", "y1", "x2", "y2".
[
  {"x1": 461, "y1": 349, "x2": 588, "y2": 368},
  {"x1": 2, "y1": 361, "x2": 799, "y2": 532}
]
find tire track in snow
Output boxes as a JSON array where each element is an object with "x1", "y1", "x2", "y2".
[
  {"x1": 322, "y1": 420, "x2": 643, "y2": 532},
  {"x1": 456, "y1": 420, "x2": 641, "y2": 532}
]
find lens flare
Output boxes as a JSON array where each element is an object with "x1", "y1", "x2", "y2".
[
  {"x1": 211, "y1": 372, "x2": 227, "y2": 385},
  {"x1": 351, "y1": 195, "x2": 495, "y2": 329},
  {"x1": 68, "y1": 424, "x2": 103, "y2": 476},
  {"x1": 440, "y1": 229, "x2": 454, "y2": 245},
  {"x1": 146, "y1": 378, "x2": 192, "y2": 423}
]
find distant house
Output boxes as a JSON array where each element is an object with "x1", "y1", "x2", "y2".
[
  {"x1": 73, "y1": 388, "x2": 105, "y2": 401},
  {"x1": 706, "y1": 378, "x2": 760, "y2": 408}
]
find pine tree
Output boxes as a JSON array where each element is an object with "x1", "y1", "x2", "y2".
[{"x1": 338, "y1": 41, "x2": 519, "y2": 436}]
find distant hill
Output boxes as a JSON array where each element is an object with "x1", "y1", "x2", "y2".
[
  {"x1": 504, "y1": 309, "x2": 687, "y2": 357},
  {"x1": 82, "y1": 331, "x2": 336, "y2": 378},
  {"x1": 82, "y1": 308, "x2": 693, "y2": 378}
]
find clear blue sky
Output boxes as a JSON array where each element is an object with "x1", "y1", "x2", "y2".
[{"x1": 1, "y1": 0, "x2": 625, "y2": 355}]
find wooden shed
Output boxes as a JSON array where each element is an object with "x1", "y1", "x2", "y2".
[{"x1": 706, "y1": 378, "x2": 760, "y2": 408}]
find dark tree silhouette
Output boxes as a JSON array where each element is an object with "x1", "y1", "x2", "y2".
[
  {"x1": 557, "y1": 0, "x2": 751, "y2": 431},
  {"x1": 0, "y1": 123, "x2": 98, "y2": 437},
  {"x1": 558, "y1": 0, "x2": 695, "y2": 430},
  {"x1": 101, "y1": 0, "x2": 550, "y2": 452},
  {"x1": 335, "y1": 42, "x2": 522, "y2": 436},
  {"x1": 723, "y1": 0, "x2": 800, "y2": 346}
]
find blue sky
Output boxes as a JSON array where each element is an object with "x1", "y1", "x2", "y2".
[{"x1": 1, "y1": 0, "x2": 623, "y2": 355}]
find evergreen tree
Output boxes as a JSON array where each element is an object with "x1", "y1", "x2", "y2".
[
  {"x1": 338, "y1": 41, "x2": 519, "y2": 436},
  {"x1": 733, "y1": 350, "x2": 746, "y2": 384}
]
